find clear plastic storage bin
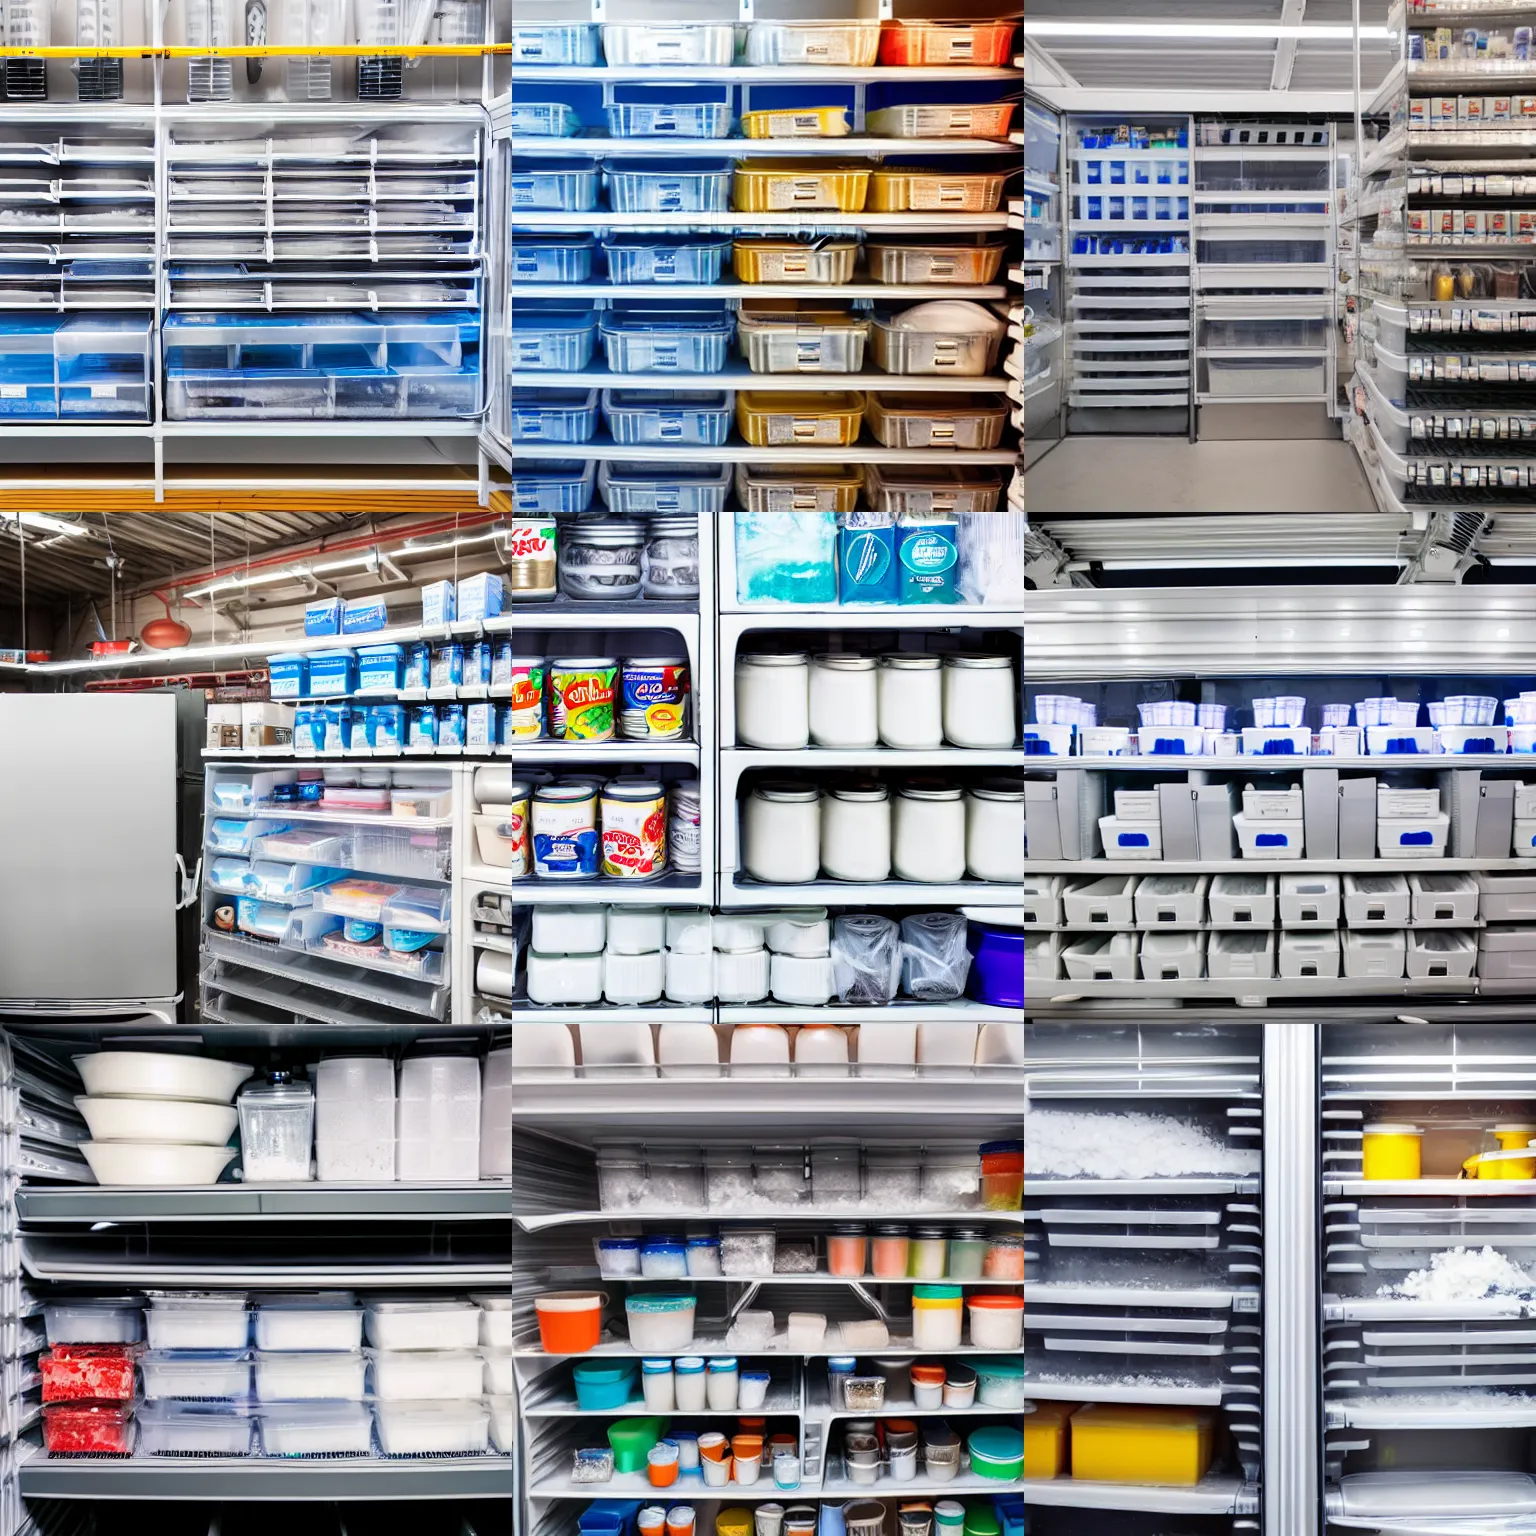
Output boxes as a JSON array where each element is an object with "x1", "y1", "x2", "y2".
[
  {"x1": 878, "y1": 18, "x2": 1017, "y2": 66},
  {"x1": 258, "y1": 1402, "x2": 373, "y2": 1458},
  {"x1": 597, "y1": 459, "x2": 732, "y2": 513},
  {"x1": 605, "y1": 86, "x2": 732, "y2": 139},
  {"x1": 863, "y1": 462, "x2": 1003, "y2": 513},
  {"x1": 736, "y1": 462, "x2": 862, "y2": 513},
  {"x1": 601, "y1": 235, "x2": 731, "y2": 285},
  {"x1": 138, "y1": 1402, "x2": 254, "y2": 1458},
  {"x1": 866, "y1": 104, "x2": 1017, "y2": 140},
  {"x1": 509, "y1": 102, "x2": 582, "y2": 137},
  {"x1": 602, "y1": 388, "x2": 731, "y2": 446},
  {"x1": 865, "y1": 240, "x2": 1007, "y2": 285},
  {"x1": 733, "y1": 160, "x2": 871, "y2": 213},
  {"x1": 732, "y1": 238, "x2": 858, "y2": 284},
  {"x1": 741, "y1": 106, "x2": 850, "y2": 139},
  {"x1": 140, "y1": 1350, "x2": 253, "y2": 1403},
  {"x1": 1206, "y1": 356, "x2": 1327, "y2": 398},
  {"x1": 866, "y1": 391, "x2": 1008, "y2": 448},
  {"x1": 737, "y1": 301, "x2": 870, "y2": 374},
  {"x1": 511, "y1": 235, "x2": 597, "y2": 284},
  {"x1": 868, "y1": 168, "x2": 1010, "y2": 213},
  {"x1": 600, "y1": 306, "x2": 735, "y2": 373},
  {"x1": 509, "y1": 159, "x2": 601, "y2": 213},
  {"x1": 511, "y1": 23, "x2": 598, "y2": 65},
  {"x1": 509, "y1": 460, "x2": 597, "y2": 514},
  {"x1": 601, "y1": 22, "x2": 736, "y2": 65},
  {"x1": 606, "y1": 157, "x2": 733, "y2": 213},
  {"x1": 509, "y1": 306, "x2": 599, "y2": 371},
  {"x1": 507, "y1": 387, "x2": 600, "y2": 443},
  {"x1": 1407, "y1": 929, "x2": 1477, "y2": 979},
  {"x1": 870, "y1": 312, "x2": 1005, "y2": 376},
  {"x1": 736, "y1": 389, "x2": 865, "y2": 447},
  {"x1": 745, "y1": 20, "x2": 881, "y2": 66}
]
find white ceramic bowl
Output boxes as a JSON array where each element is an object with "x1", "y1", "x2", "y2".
[
  {"x1": 74, "y1": 1096, "x2": 238, "y2": 1147},
  {"x1": 81, "y1": 1142, "x2": 239, "y2": 1186},
  {"x1": 74, "y1": 1052, "x2": 252, "y2": 1105}
]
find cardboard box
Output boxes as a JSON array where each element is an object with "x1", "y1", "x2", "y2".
[
  {"x1": 242, "y1": 702, "x2": 295, "y2": 749},
  {"x1": 305, "y1": 598, "x2": 341, "y2": 636},
  {"x1": 420, "y1": 579, "x2": 456, "y2": 626},
  {"x1": 457, "y1": 572, "x2": 506, "y2": 621},
  {"x1": 467, "y1": 702, "x2": 496, "y2": 748},
  {"x1": 206, "y1": 703, "x2": 242, "y2": 750},
  {"x1": 342, "y1": 596, "x2": 389, "y2": 634}
]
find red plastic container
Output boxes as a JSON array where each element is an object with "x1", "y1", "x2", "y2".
[
  {"x1": 40, "y1": 1345, "x2": 136, "y2": 1404},
  {"x1": 878, "y1": 19, "x2": 1017, "y2": 67},
  {"x1": 42, "y1": 1402, "x2": 134, "y2": 1455}
]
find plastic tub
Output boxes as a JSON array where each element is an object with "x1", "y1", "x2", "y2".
[
  {"x1": 736, "y1": 462, "x2": 863, "y2": 514},
  {"x1": 598, "y1": 457, "x2": 732, "y2": 513},
  {"x1": 737, "y1": 301, "x2": 869, "y2": 374},
  {"x1": 254, "y1": 1351, "x2": 366, "y2": 1403},
  {"x1": 745, "y1": 20, "x2": 881, "y2": 66},
  {"x1": 365, "y1": 1300, "x2": 481, "y2": 1352},
  {"x1": 975, "y1": 1356, "x2": 1026, "y2": 1409},
  {"x1": 41, "y1": 1346, "x2": 137, "y2": 1404},
  {"x1": 866, "y1": 390, "x2": 1008, "y2": 449},
  {"x1": 510, "y1": 460, "x2": 597, "y2": 515},
  {"x1": 737, "y1": 389, "x2": 864, "y2": 447},
  {"x1": 146, "y1": 1299, "x2": 250, "y2": 1353},
  {"x1": 534, "y1": 1292, "x2": 605, "y2": 1354},
  {"x1": 509, "y1": 101, "x2": 582, "y2": 138},
  {"x1": 511, "y1": 235, "x2": 597, "y2": 284},
  {"x1": 607, "y1": 158, "x2": 733, "y2": 213},
  {"x1": 625, "y1": 1294, "x2": 697, "y2": 1351},
  {"x1": 82, "y1": 1141, "x2": 238, "y2": 1186},
  {"x1": 41, "y1": 1402, "x2": 134, "y2": 1456},
  {"x1": 511, "y1": 23, "x2": 598, "y2": 65},
  {"x1": 1069, "y1": 1404, "x2": 1214, "y2": 1486},
  {"x1": 509, "y1": 159, "x2": 601, "y2": 213},
  {"x1": 865, "y1": 240, "x2": 1007, "y2": 285},
  {"x1": 253, "y1": 1297, "x2": 363, "y2": 1353},
  {"x1": 602, "y1": 388, "x2": 731, "y2": 446},
  {"x1": 573, "y1": 1360, "x2": 639, "y2": 1411},
  {"x1": 869, "y1": 168, "x2": 1009, "y2": 213},
  {"x1": 74, "y1": 1051, "x2": 250, "y2": 1104},
  {"x1": 870, "y1": 311, "x2": 1004, "y2": 376},
  {"x1": 601, "y1": 235, "x2": 731, "y2": 285},
  {"x1": 867, "y1": 103, "x2": 1017, "y2": 139},
  {"x1": 507, "y1": 388, "x2": 600, "y2": 444},
  {"x1": 140, "y1": 1350, "x2": 253, "y2": 1402},
  {"x1": 967, "y1": 1294, "x2": 1023, "y2": 1350},
  {"x1": 369, "y1": 1348, "x2": 484, "y2": 1401},
  {"x1": 732, "y1": 238, "x2": 858, "y2": 285},
  {"x1": 879, "y1": 18, "x2": 1016, "y2": 65},
  {"x1": 138, "y1": 1401, "x2": 254, "y2": 1457},
  {"x1": 605, "y1": 88, "x2": 732, "y2": 139},
  {"x1": 73, "y1": 1095, "x2": 237, "y2": 1146},
  {"x1": 741, "y1": 105, "x2": 850, "y2": 139},
  {"x1": 601, "y1": 22, "x2": 735, "y2": 65},
  {"x1": 733, "y1": 160, "x2": 871, "y2": 213},
  {"x1": 45, "y1": 1302, "x2": 142, "y2": 1347},
  {"x1": 600, "y1": 307, "x2": 735, "y2": 374},
  {"x1": 509, "y1": 306, "x2": 599, "y2": 371},
  {"x1": 258, "y1": 1402, "x2": 373, "y2": 1457},
  {"x1": 968, "y1": 1425, "x2": 1024, "y2": 1481},
  {"x1": 864, "y1": 462, "x2": 1003, "y2": 513}
]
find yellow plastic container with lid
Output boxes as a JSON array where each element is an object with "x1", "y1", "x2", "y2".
[
  {"x1": 734, "y1": 159, "x2": 871, "y2": 212},
  {"x1": 1023, "y1": 1400, "x2": 1073, "y2": 1479},
  {"x1": 868, "y1": 167, "x2": 1009, "y2": 213},
  {"x1": 1069, "y1": 1404, "x2": 1215, "y2": 1487},
  {"x1": 736, "y1": 389, "x2": 864, "y2": 448},
  {"x1": 741, "y1": 105, "x2": 850, "y2": 139},
  {"x1": 1476, "y1": 1123, "x2": 1536, "y2": 1179},
  {"x1": 1361, "y1": 1122, "x2": 1423, "y2": 1181},
  {"x1": 715, "y1": 1510, "x2": 753, "y2": 1536}
]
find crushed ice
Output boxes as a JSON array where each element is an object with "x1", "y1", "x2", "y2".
[{"x1": 1025, "y1": 1108, "x2": 1261, "y2": 1179}]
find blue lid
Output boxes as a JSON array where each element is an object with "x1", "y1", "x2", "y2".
[
  {"x1": 640, "y1": 1358, "x2": 673, "y2": 1374},
  {"x1": 511, "y1": 233, "x2": 598, "y2": 249},
  {"x1": 509, "y1": 304, "x2": 600, "y2": 333},
  {"x1": 686, "y1": 1235, "x2": 719, "y2": 1248},
  {"x1": 641, "y1": 1240, "x2": 686, "y2": 1255},
  {"x1": 740, "y1": 1370, "x2": 771, "y2": 1382},
  {"x1": 598, "y1": 1237, "x2": 639, "y2": 1250},
  {"x1": 356, "y1": 644, "x2": 405, "y2": 659},
  {"x1": 675, "y1": 1356, "x2": 705, "y2": 1372},
  {"x1": 828, "y1": 1357, "x2": 857, "y2": 1371},
  {"x1": 516, "y1": 156, "x2": 601, "y2": 172},
  {"x1": 624, "y1": 1294, "x2": 695, "y2": 1313},
  {"x1": 705, "y1": 1357, "x2": 737, "y2": 1371}
]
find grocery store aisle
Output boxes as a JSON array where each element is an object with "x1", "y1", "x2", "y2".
[{"x1": 1024, "y1": 436, "x2": 1378, "y2": 513}]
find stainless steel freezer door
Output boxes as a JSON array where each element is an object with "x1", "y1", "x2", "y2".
[{"x1": 0, "y1": 694, "x2": 178, "y2": 1003}]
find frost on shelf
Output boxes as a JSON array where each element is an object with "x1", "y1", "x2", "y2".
[
  {"x1": 1379, "y1": 1245, "x2": 1536, "y2": 1303},
  {"x1": 1335, "y1": 1389, "x2": 1536, "y2": 1414},
  {"x1": 1024, "y1": 1108, "x2": 1261, "y2": 1180}
]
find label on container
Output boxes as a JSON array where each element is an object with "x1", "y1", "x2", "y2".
[
  {"x1": 769, "y1": 178, "x2": 838, "y2": 210},
  {"x1": 532, "y1": 791, "x2": 599, "y2": 879},
  {"x1": 898, "y1": 523, "x2": 960, "y2": 604},
  {"x1": 601, "y1": 790, "x2": 667, "y2": 878},
  {"x1": 551, "y1": 662, "x2": 617, "y2": 740},
  {"x1": 509, "y1": 792, "x2": 530, "y2": 878},
  {"x1": 621, "y1": 661, "x2": 689, "y2": 738},
  {"x1": 769, "y1": 415, "x2": 844, "y2": 445},
  {"x1": 839, "y1": 526, "x2": 899, "y2": 604},
  {"x1": 766, "y1": 110, "x2": 829, "y2": 136},
  {"x1": 508, "y1": 519, "x2": 558, "y2": 599},
  {"x1": 510, "y1": 661, "x2": 546, "y2": 739}
]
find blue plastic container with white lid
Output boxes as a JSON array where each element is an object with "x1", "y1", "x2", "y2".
[
  {"x1": 307, "y1": 649, "x2": 357, "y2": 698},
  {"x1": 602, "y1": 389, "x2": 732, "y2": 447},
  {"x1": 598, "y1": 458, "x2": 732, "y2": 514},
  {"x1": 510, "y1": 460, "x2": 597, "y2": 515}
]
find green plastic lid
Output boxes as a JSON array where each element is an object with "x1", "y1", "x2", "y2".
[
  {"x1": 964, "y1": 1513, "x2": 1002, "y2": 1536},
  {"x1": 912, "y1": 1284, "x2": 964, "y2": 1301},
  {"x1": 973, "y1": 1356, "x2": 1025, "y2": 1379},
  {"x1": 967, "y1": 1426, "x2": 1024, "y2": 1461}
]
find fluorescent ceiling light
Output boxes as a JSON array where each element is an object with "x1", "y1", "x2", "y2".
[
  {"x1": 1026, "y1": 21, "x2": 1392, "y2": 39},
  {"x1": 401, "y1": 524, "x2": 510, "y2": 555},
  {"x1": 0, "y1": 513, "x2": 91, "y2": 540},
  {"x1": 184, "y1": 550, "x2": 382, "y2": 601}
]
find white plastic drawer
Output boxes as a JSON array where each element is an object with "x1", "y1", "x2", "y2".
[
  {"x1": 1209, "y1": 873, "x2": 1276, "y2": 926},
  {"x1": 1344, "y1": 873, "x2": 1411, "y2": 926},
  {"x1": 1342, "y1": 928, "x2": 1406, "y2": 979},
  {"x1": 1477, "y1": 872, "x2": 1536, "y2": 923},
  {"x1": 1234, "y1": 811, "x2": 1303, "y2": 859},
  {"x1": 1515, "y1": 784, "x2": 1536, "y2": 820},
  {"x1": 1206, "y1": 355, "x2": 1326, "y2": 398},
  {"x1": 1099, "y1": 815, "x2": 1162, "y2": 860},
  {"x1": 1114, "y1": 787, "x2": 1162, "y2": 821},
  {"x1": 1378, "y1": 811, "x2": 1449, "y2": 858},
  {"x1": 1062, "y1": 875, "x2": 1137, "y2": 928},
  {"x1": 1241, "y1": 784, "x2": 1303, "y2": 820},
  {"x1": 1134, "y1": 874, "x2": 1209, "y2": 928},
  {"x1": 1378, "y1": 786, "x2": 1440, "y2": 819},
  {"x1": 1063, "y1": 932, "x2": 1139, "y2": 982},
  {"x1": 1208, "y1": 930, "x2": 1275, "y2": 980},
  {"x1": 1406, "y1": 929, "x2": 1477, "y2": 980},
  {"x1": 1278, "y1": 873, "x2": 1341, "y2": 926},
  {"x1": 1515, "y1": 818, "x2": 1536, "y2": 859},
  {"x1": 1025, "y1": 931, "x2": 1063, "y2": 981},
  {"x1": 1408, "y1": 872, "x2": 1479, "y2": 924},
  {"x1": 1278, "y1": 930, "x2": 1341, "y2": 981},
  {"x1": 1140, "y1": 930, "x2": 1206, "y2": 981},
  {"x1": 1023, "y1": 874, "x2": 1064, "y2": 927}
]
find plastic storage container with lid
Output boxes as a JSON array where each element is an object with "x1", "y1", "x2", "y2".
[
  {"x1": 745, "y1": 19, "x2": 881, "y2": 65},
  {"x1": 509, "y1": 101, "x2": 582, "y2": 137},
  {"x1": 606, "y1": 158, "x2": 734, "y2": 214},
  {"x1": 397, "y1": 1055, "x2": 481, "y2": 1182},
  {"x1": 44, "y1": 1301, "x2": 142, "y2": 1346},
  {"x1": 733, "y1": 160, "x2": 871, "y2": 213},
  {"x1": 600, "y1": 235, "x2": 732, "y2": 285},
  {"x1": 253, "y1": 1293, "x2": 364, "y2": 1352},
  {"x1": 509, "y1": 158, "x2": 601, "y2": 212},
  {"x1": 866, "y1": 392, "x2": 1008, "y2": 449},
  {"x1": 137, "y1": 1400, "x2": 255, "y2": 1457},
  {"x1": 511, "y1": 22, "x2": 598, "y2": 64},
  {"x1": 736, "y1": 462, "x2": 863, "y2": 514},
  {"x1": 865, "y1": 239, "x2": 1007, "y2": 286},
  {"x1": 870, "y1": 309, "x2": 1006, "y2": 376},
  {"x1": 732, "y1": 238, "x2": 858, "y2": 285},
  {"x1": 602, "y1": 389, "x2": 731, "y2": 447},
  {"x1": 139, "y1": 1349, "x2": 253, "y2": 1402},
  {"x1": 507, "y1": 388, "x2": 600, "y2": 444},
  {"x1": 868, "y1": 168, "x2": 1010, "y2": 213},
  {"x1": 512, "y1": 235, "x2": 598, "y2": 284},
  {"x1": 864, "y1": 462, "x2": 1003, "y2": 514},
  {"x1": 740, "y1": 105, "x2": 850, "y2": 139},
  {"x1": 147, "y1": 1296, "x2": 250, "y2": 1352},
  {"x1": 600, "y1": 21, "x2": 736, "y2": 65},
  {"x1": 736, "y1": 301, "x2": 869, "y2": 374},
  {"x1": 509, "y1": 306, "x2": 599, "y2": 371},
  {"x1": 254, "y1": 1350, "x2": 366, "y2": 1402},
  {"x1": 237, "y1": 1075, "x2": 314, "y2": 1183},
  {"x1": 600, "y1": 306, "x2": 735, "y2": 374},
  {"x1": 603, "y1": 85, "x2": 732, "y2": 139},
  {"x1": 258, "y1": 1401, "x2": 374, "y2": 1457},
  {"x1": 878, "y1": 18, "x2": 1016, "y2": 66},
  {"x1": 736, "y1": 389, "x2": 864, "y2": 447},
  {"x1": 375, "y1": 1399, "x2": 490, "y2": 1456},
  {"x1": 867, "y1": 103, "x2": 1018, "y2": 140},
  {"x1": 364, "y1": 1299, "x2": 481, "y2": 1351},
  {"x1": 598, "y1": 459, "x2": 731, "y2": 514}
]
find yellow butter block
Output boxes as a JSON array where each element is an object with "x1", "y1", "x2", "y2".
[
  {"x1": 1069, "y1": 1403, "x2": 1215, "y2": 1486},
  {"x1": 1024, "y1": 1400, "x2": 1074, "y2": 1480}
]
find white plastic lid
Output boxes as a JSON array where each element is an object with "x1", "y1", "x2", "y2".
[{"x1": 1363, "y1": 1123, "x2": 1422, "y2": 1136}]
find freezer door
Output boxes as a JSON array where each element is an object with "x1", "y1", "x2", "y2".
[{"x1": 0, "y1": 694, "x2": 177, "y2": 1003}]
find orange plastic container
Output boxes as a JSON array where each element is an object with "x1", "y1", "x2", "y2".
[
  {"x1": 878, "y1": 19, "x2": 1017, "y2": 67},
  {"x1": 981, "y1": 1139, "x2": 1024, "y2": 1210},
  {"x1": 533, "y1": 1291, "x2": 606, "y2": 1354}
]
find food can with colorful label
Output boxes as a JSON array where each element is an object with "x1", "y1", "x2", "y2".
[
  {"x1": 621, "y1": 657, "x2": 690, "y2": 740},
  {"x1": 550, "y1": 657, "x2": 618, "y2": 741},
  {"x1": 510, "y1": 657, "x2": 546, "y2": 740},
  {"x1": 508, "y1": 518, "x2": 558, "y2": 601},
  {"x1": 509, "y1": 779, "x2": 531, "y2": 878},
  {"x1": 532, "y1": 782, "x2": 600, "y2": 879},
  {"x1": 601, "y1": 776, "x2": 668, "y2": 879}
]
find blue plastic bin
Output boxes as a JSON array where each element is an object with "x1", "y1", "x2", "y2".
[
  {"x1": 604, "y1": 85, "x2": 732, "y2": 139},
  {"x1": 510, "y1": 101, "x2": 582, "y2": 137},
  {"x1": 308, "y1": 649, "x2": 358, "y2": 698},
  {"x1": 599, "y1": 459, "x2": 732, "y2": 514},
  {"x1": 604, "y1": 157, "x2": 733, "y2": 213},
  {"x1": 511, "y1": 235, "x2": 596, "y2": 283},
  {"x1": 510, "y1": 23, "x2": 598, "y2": 64},
  {"x1": 510, "y1": 460, "x2": 598, "y2": 514},
  {"x1": 508, "y1": 387, "x2": 600, "y2": 443},
  {"x1": 267, "y1": 653, "x2": 309, "y2": 699},
  {"x1": 509, "y1": 306, "x2": 599, "y2": 372},
  {"x1": 356, "y1": 644, "x2": 405, "y2": 692},
  {"x1": 600, "y1": 235, "x2": 730, "y2": 285},
  {"x1": 600, "y1": 305, "x2": 735, "y2": 374},
  {"x1": 510, "y1": 159, "x2": 601, "y2": 213},
  {"x1": 601, "y1": 388, "x2": 731, "y2": 446}
]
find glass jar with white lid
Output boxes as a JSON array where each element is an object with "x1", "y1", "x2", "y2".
[
  {"x1": 966, "y1": 779, "x2": 1025, "y2": 883},
  {"x1": 942, "y1": 653, "x2": 1018, "y2": 749},
  {"x1": 809, "y1": 654, "x2": 878, "y2": 749},
  {"x1": 821, "y1": 782, "x2": 891, "y2": 883},
  {"x1": 878, "y1": 653, "x2": 944, "y2": 750},
  {"x1": 743, "y1": 781, "x2": 822, "y2": 884},
  {"x1": 893, "y1": 780, "x2": 966, "y2": 884},
  {"x1": 736, "y1": 652, "x2": 810, "y2": 749}
]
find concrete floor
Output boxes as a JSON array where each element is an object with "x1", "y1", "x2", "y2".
[{"x1": 1024, "y1": 436, "x2": 1377, "y2": 514}]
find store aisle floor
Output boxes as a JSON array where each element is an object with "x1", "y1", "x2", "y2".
[{"x1": 1025, "y1": 436, "x2": 1378, "y2": 513}]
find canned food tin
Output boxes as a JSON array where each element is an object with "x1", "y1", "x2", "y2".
[
  {"x1": 533, "y1": 782, "x2": 600, "y2": 879},
  {"x1": 550, "y1": 657, "x2": 619, "y2": 741},
  {"x1": 622, "y1": 657, "x2": 690, "y2": 740},
  {"x1": 510, "y1": 656, "x2": 546, "y2": 740},
  {"x1": 510, "y1": 780, "x2": 531, "y2": 878},
  {"x1": 601, "y1": 776, "x2": 668, "y2": 879},
  {"x1": 509, "y1": 518, "x2": 558, "y2": 601}
]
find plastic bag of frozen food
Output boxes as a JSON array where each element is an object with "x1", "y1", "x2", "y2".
[
  {"x1": 958, "y1": 509, "x2": 1026, "y2": 606},
  {"x1": 900, "y1": 911, "x2": 973, "y2": 1000},
  {"x1": 831, "y1": 914, "x2": 901, "y2": 1004},
  {"x1": 734, "y1": 511, "x2": 837, "y2": 605}
]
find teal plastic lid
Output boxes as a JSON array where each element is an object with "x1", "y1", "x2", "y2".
[
  {"x1": 973, "y1": 1356, "x2": 1024, "y2": 1379},
  {"x1": 625, "y1": 1294, "x2": 696, "y2": 1313},
  {"x1": 967, "y1": 1426, "x2": 1024, "y2": 1461},
  {"x1": 573, "y1": 1361, "x2": 636, "y2": 1384},
  {"x1": 912, "y1": 1284, "x2": 964, "y2": 1301}
]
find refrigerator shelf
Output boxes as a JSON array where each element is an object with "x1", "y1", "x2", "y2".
[
  {"x1": 17, "y1": 1457, "x2": 514, "y2": 1500},
  {"x1": 1026, "y1": 1177, "x2": 1258, "y2": 1196},
  {"x1": 516, "y1": 1208, "x2": 1024, "y2": 1232},
  {"x1": 16, "y1": 1183, "x2": 511, "y2": 1222},
  {"x1": 200, "y1": 962, "x2": 450, "y2": 1031},
  {"x1": 1021, "y1": 1474, "x2": 1251, "y2": 1513}
]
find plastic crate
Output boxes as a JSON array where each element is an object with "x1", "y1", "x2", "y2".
[
  {"x1": 869, "y1": 311, "x2": 1005, "y2": 377},
  {"x1": 878, "y1": 19, "x2": 1017, "y2": 66},
  {"x1": 510, "y1": 235, "x2": 596, "y2": 283},
  {"x1": 736, "y1": 461, "x2": 863, "y2": 513},
  {"x1": 605, "y1": 157, "x2": 734, "y2": 213},
  {"x1": 866, "y1": 391, "x2": 1009, "y2": 449},
  {"x1": 737, "y1": 300, "x2": 870, "y2": 374},
  {"x1": 509, "y1": 159, "x2": 601, "y2": 213},
  {"x1": 864, "y1": 462, "x2": 1003, "y2": 514},
  {"x1": 866, "y1": 103, "x2": 1018, "y2": 140},
  {"x1": 509, "y1": 102, "x2": 582, "y2": 137},
  {"x1": 599, "y1": 305, "x2": 735, "y2": 374},
  {"x1": 864, "y1": 239, "x2": 1007, "y2": 285},
  {"x1": 601, "y1": 22, "x2": 736, "y2": 65},
  {"x1": 508, "y1": 306, "x2": 599, "y2": 372},
  {"x1": 598, "y1": 458, "x2": 733, "y2": 514},
  {"x1": 741, "y1": 105, "x2": 850, "y2": 139},
  {"x1": 507, "y1": 387, "x2": 600, "y2": 443},
  {"x1": 868, "y1": 168, "x2": 1010, "y2": 213},
  {"x1": 736, "y1": 388, "x2": 865, "y2": 447},
  {"x1": 733, "y1": 159, "x2": 870, "y2": 212},
  {"x1": 601, "y1": 388, "x2": 731, "y2": 446},
  {"x1": 600, "y1": 235, "x2": 731, "y2": 285},
  {"x1": 511, "y1": 24, "x2": 598, "y2": 65},
  {"x1": 745, "y1": 20, "x2": 881, "y2": 66},
  {"x1": 605, "y1": 86, "x2": 732, "y2": 139},
  {"x1": 510, "y1": 460, "x2": 597, "y2": 514},
  {"x1": 1206, "y1": 356, "x2": 1326, "y2": 398},
  {"x1": 732, "y1": 238, "x2": 858, "y2": 285}
]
